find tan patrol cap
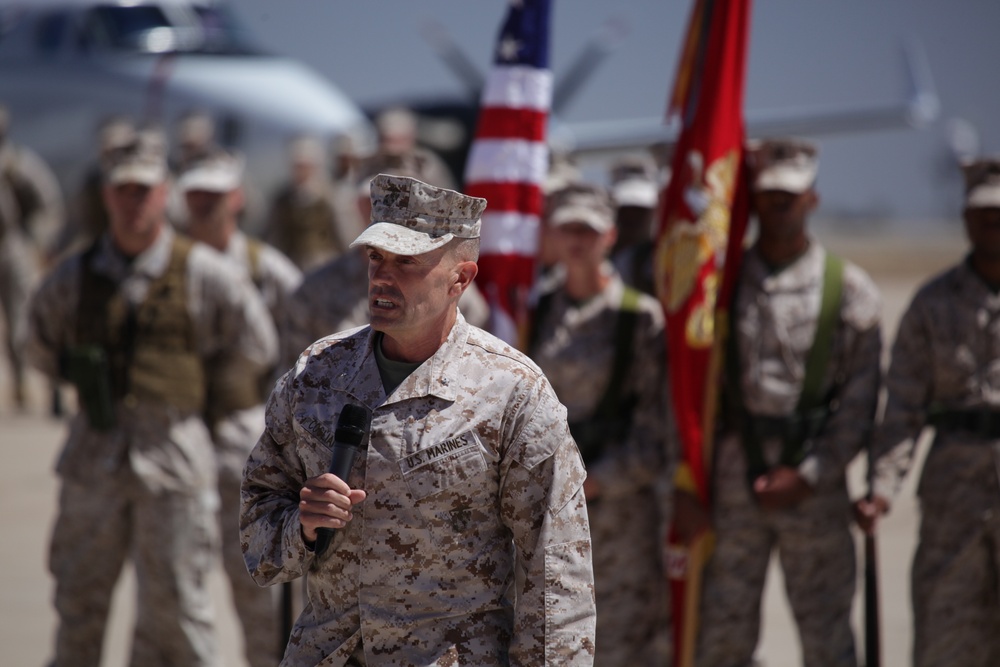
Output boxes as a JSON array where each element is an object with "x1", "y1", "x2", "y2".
[
  {"x1": 350, "y1": 173, "x2": 486, "y2": 256},
  {"x1": 548, "y1": 182, "x2": 615, "y2": 233},
  {"x1": 103, "y1": 129, "x2": 168, "y2": 186},
  {"x1": 747, "y1": 137, "x2": 819, "y2": 194},
  {"x1": 177, "y1": 147, "x2": 244, "y2": 193},
  {"x1": 609, "y1": 153, "x2": 659, "y2": 208},
  {"x1": 962, "y1": 157, "x2": 1000, "y2": 209}
]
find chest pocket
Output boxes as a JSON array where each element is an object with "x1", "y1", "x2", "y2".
[
  {"x1": 399, "y1": 430, "x2": 498, "y2": 544},
  {"x1": 399, "y1": 430, "x2": 489, "y2": 502}
]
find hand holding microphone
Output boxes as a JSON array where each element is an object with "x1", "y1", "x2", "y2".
[{"x1": 299, "y1": 404, "x2": 370, "y2": 557}]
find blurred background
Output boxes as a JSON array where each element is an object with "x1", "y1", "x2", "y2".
[{"x1": 236, "y1": 0, "x2": 1000, "y2": 230}]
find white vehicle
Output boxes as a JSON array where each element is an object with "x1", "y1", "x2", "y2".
[{"x1": 0, "y1": 0, "x2": 371, "y2": 231}]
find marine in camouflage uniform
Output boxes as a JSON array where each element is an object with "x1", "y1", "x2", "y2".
[
  {"x1": 263, "y1": 136, "x2": 358, "y2": 272},
  {"x1": 179, "y1": 148, "x2": 303, "y2": 667},
  {"x1": 242, "y1": 174, "x2": 596, "y2": 667},
  {"x1": 684, "y1": 139, "x2": 882, "y2": 667},
  {"x1": 0, "y1": 104, "x2": 65, "y2": 409},
  {"x1": 24, "y1": 132, "x2": 278, "y2": 667},
  {"x1": 858, "y1": 157, "x2": 1000, "y2": 667},
  {"x1": 528, "y1": 183, "x2": 673, "y2": 666},
  {"x1": 361, "y1": 106, "x2": 457, "y2": 191}
]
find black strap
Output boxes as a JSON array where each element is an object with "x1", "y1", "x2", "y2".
[
  {"x1": 592, "y1": 287, "x2": 641, "y2": 420},
  {"x1": 928, "y1": 407, "x2": 1000, "y2": 438},
  {"x1": 529, "y1": 285, "x2": 643, "y2": 464}
]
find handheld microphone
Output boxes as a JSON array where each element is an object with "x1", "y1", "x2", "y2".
[{"x1": 314, "y1": 404, "x2": 370, "y2": 557}]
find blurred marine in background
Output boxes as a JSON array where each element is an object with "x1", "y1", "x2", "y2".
[
  {"x1": 0, "y1": 103, "x2": 65, "y2": 411},
  {"x1": 263, "y1": 135, "x2": 357, "y2": 272},
  {"x1": 856, "y1": 157, "x2": 1000, "y2": 667},
  {"x1": 178, "y1": 146, "x2": 302, "y2": 667},
  {"x1": 23, "y1": 130, "x2": 277, "y2": 667},
  {"x1": 679, "y1": 138, "x2": 883, "y2": 667},
  {"x1": 528, "y1": 182, "x2": 673, "y2": 665}
]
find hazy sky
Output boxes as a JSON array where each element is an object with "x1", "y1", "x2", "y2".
[{"x1": 235, "y1": 0, "x2": 1000, "y2": 228}]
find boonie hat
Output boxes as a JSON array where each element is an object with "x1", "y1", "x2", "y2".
[
  {"x1": 747, "y1": 137, "x2": 819, "y2": 194},
  {"x1": 103, "y1": 129, "x2": 168, "y2": 186},
  {"x1": 548, "y1": 182, "x2": 615, "y2": 233},
  {"x1": 350, "y1": 173, "x2": 486, "y2": 256},
  {"x1": 962, "y1": 157, "x2": 1000, "y2": 209},
  {"x1": 177, "y1": 148, "x2": 244, "y2": 193}
]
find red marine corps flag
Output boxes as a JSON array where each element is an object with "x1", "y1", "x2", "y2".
[
  {"x1": 465, "y1": 0, "x2": 552, "y2": 347},
  {"x1": 656, "y1": 1, "x2": 752, "y2": 665}
]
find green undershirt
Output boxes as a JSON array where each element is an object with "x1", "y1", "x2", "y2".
[{"x1": 373, "y1": 332, "x2": 422, "y2": 394}]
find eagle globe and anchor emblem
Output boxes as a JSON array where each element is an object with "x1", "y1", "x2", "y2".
[{"x1": 655, "y1": 148, "x2": 740, "y2": 349}]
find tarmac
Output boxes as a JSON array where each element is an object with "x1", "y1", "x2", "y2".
[{"x1": 0, "y1": 228, "x2": 967, "y2": 666}]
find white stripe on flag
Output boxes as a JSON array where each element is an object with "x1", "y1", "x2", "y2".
[
  {"x1": 465, "y1": 139, "x2": 548, "y2": 185},
  {"x1": 480, "y1": 211, "x2": 540, "y2": 255},
  {"x1": 481, "y1": 66, "x2": 553, "y2": 110}
]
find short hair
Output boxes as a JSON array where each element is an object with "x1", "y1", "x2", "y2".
[{"x1": 450, "y1": 237, "x2": 480, "y2": 263}]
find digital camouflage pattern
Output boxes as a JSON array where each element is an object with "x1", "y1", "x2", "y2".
[
  {"x1": 697, "y1": 243, "x2": 882, "y2": 667},
  {"x1": 530, "y1": 268, "x2": 674, "y2": 666},
  {"x1": 871, "y1": 258, "x2": 1000, "y2": 667},
  {"x1": 242, "y1": 314, "x2": 596, "y2": 667},
  {"x1": 24, "y1": 225, "x2": 277, "y2": 667},
  {"x1": 352, "y1": 174, "x2": 485, "y2": 257}
]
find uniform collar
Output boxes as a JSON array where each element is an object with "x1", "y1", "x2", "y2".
[
  {"x1": 744, "y1": 241, "x2": 824, "y2": 292},
  {"x1": 91, "y1": 224, "x2": 174, "y2": 281},
  {"x1": 368, "y1": 311, "x2": 467, "y2": 405}
]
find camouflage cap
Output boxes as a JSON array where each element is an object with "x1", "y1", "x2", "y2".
[
  {"x1": 962, "y1": 157, "x2": 1000, "y2": 209},
  {"x1": 177, "y1": 146, "x2": 244, "y2": 193},
  {"x1": 350, "y1": 173, "x2": 486, "y2": 256},
  {"x1": 548, "y1": 182, "x2": 614, "y2": 233},
  {"x1": 747, "y1": 137, "x2": 819, "y2": 194},
  {"x1": 103, "y1": 129, "x2": 168, "y2": 186}
]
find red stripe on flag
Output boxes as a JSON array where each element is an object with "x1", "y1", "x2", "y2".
[
  {"x1": 476, "y1": 253, "x2": 537, "y2": 346},
  {"x1": 472, "y1": 107, "x2": 548, "y2": 142},
  {"x1": 466, "y1": 181, "x2": 543, "y2": 217}
]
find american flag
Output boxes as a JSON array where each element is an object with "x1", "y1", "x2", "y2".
[{"x1": 465, "y1": 0, "x2": 552, "y2": 347}]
